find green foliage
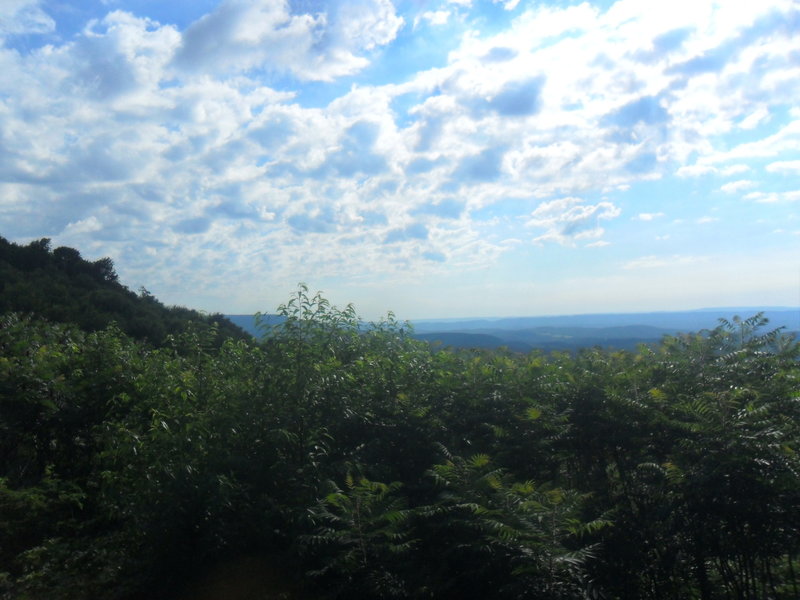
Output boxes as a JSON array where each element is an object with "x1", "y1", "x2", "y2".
[
  {"x1": 303, "y1": 475, "x2": 413, "y2": 599},
  {"x1": 1, "y1": 279, "x2": 799, "y2": 599},
  {"x1": 0, "y1": 236, "x2": 249, "y2": 347},
  {"x1": 414, "y1": 450, "x2": 594, "y2": 599}
]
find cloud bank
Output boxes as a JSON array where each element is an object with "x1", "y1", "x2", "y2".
[{"x1": 0, "y1": 0, "x2": 798, "y2": 315}]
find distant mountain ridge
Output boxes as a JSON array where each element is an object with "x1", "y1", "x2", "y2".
[
  {"x1": 227, "y1": 307, "x2": 799, "y2": 352},
  {"x1": 410, "y1": 308, "x2": 799, "y2": 352},
  {"x1": 411, "y1": 308, "x2": 800, "y2": 332}
]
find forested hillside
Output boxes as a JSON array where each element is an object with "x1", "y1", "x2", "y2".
[
  {"x1": 2, "y1": 279, "x2": 799, "y2": 598},
  {"x1": 0, "y1": 237, "x2": 248, "y2": 347}
]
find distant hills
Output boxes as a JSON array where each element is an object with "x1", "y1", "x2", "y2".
[
  {"x1": 5, "y1": 234, "x2": 794, "y2": 355},
  {"x1": 411, "y1": 308, "x2": 800, "y2": 332},
  {"x1": 412, "y1": 325, "x2": 676, "y2": 353},
  {"x1": 410, "y1": 308, "x2": 800, "y2": 352},
  {"x1": 227, "y1": 308, "x2": 799, "y2": 353}
]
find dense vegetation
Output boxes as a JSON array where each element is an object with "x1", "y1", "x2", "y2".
[
  {"x1": 0, "y1": 236, "x2": 248, "y2": 347},
  {"x1": 1, "y1": 246, "x2": 799, "y2": 598}
]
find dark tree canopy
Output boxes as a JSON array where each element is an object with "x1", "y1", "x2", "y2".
[{"x1": 0, "y1": 236, "x2": 248, "y2": 347}]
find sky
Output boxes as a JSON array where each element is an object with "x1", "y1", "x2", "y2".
[{"x1": 0, "y1": 0, "x2": 798, "y2": 319}]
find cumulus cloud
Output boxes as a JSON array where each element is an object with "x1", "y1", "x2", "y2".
[
  {"x1": 62, "y1": 216, "x2": 103, "y2": 236},
  {"x1": 720, "y1": 180, "x2": 756, "y2": 193},
  {"x1": 721, "y1": 165, "x2": 751, "y2": 176},
  {"x1": 317, "y1": 120, "x2": 389, "y2": 177},
  {"x1": 704, "y1": 120, "x2": 800, "y2": 164},
  {"x1": 0, "y1": 0, "x2": 797, "y2": 312},
  {"x1": 676, "y1": 165, "x2": 717, "y2": 177},
  {"x1": 744, "y1": 190, "x2": 800, "y2": 203},
  {"x1": 403, "y1": 0, "x2": 797, "y2": 206},
  {"x1": 738, "y1": 107, "x2": 771, "y2": 130},
  {"x1": 414, "y1": 10, "x2": 450, "y2": 28},
  {"x1": 527, "y1": 197, "x2": 621, "y2": 246},
  {"x1": 766, "y1": 160, "x2": 800, "y2": 173},
  {"x1": 173, "y1": 0, "x2": 403, "y2": 80},
  {"x1": 0, "y1": 0, "x2": 55, "y2": 36}
]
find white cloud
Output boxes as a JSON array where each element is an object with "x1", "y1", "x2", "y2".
[
  {"x1": 394, "y1": 0, "x2": 798, "y2": 205},
  {"x1": 744, "y1": 190, "x2": 800, "y2": 203},
  {"x1": 738, "y1": 107, "x2": 770, "y2": 130},
  {"x1": 705, "y1": 120, "x2": 800, "y2": 164},
  {"x1": 0, "y1": 0, "x2": 798, "y2": 314},
  {"x1": 635, "y1": 212, "x2": 665, "y2": 221},
  {"x1": 696, "y1": 216, "x2": 718, "y2": 224},
  {"x1": 677, "y1": 164, "x2": 717, "y2": 177},
  {"x1": 62, "y1": 216, "x2": 103, "y2": 236},
  {"x1": 766, "y1": 160, "x2": 800, "y2": 173},
  {"x1": 0, "y1": 0, "x2": 54, "y2": 36},
  {"x1": 172, "y1": 0, "x2": 403, "y2": 81},
  {"x1": 336, "y1": 0, "x2": 404, "y2": 51},
  {"x1": 720, "y1": 179, "x2": 755, "y2": 193},
  {"x1": 415, "y1": 10, "x2": 450, "y2": 28},
  {"x1": 494, "y1": 0, "x2": 521, "y2": 10},
  {"x1": 721, "y1": 164, "x2": 750, "y2": 176},
  {"x1": 527, "y1": 197, "x2": 621, "y2": 246},
  {"x1": 623, "y1": 254, "x2": 708, "y2": 270}
]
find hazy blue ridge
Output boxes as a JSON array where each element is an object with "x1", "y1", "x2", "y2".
[
  {"x1": 226, "y1": 307, "x2": 799, "y2": 352},
  {"x1": 225, "y1": 314, "x2": 286, "y2": 337},
  {"x1": 413, "y1": 327, "x2": 670, "y2": 353},
  {"x1": 410, "y1": 308, "x2": 800, "y2": 333},
  {"x1": 414, "y1": 332, "x2": 535, "y2": 353}
]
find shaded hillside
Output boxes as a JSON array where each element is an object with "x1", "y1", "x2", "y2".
[
  {"x1": 0, "y1": 236, "x2": 249, "y2": 346},
  {"x1": 414, "y1": 331, "x2": 534, "y2": 353}
]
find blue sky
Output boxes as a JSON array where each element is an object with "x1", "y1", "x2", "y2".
[{"x1": 1, "y1": 0, "x2": 798, "y2": 318}]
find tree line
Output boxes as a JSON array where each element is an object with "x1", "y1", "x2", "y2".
[
  {"x1": 1, "y1": 257, "x2": 799, "y2": 598},
  {"x1": 0, "y1": 236, "x2": 248, "y2": 347}
]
